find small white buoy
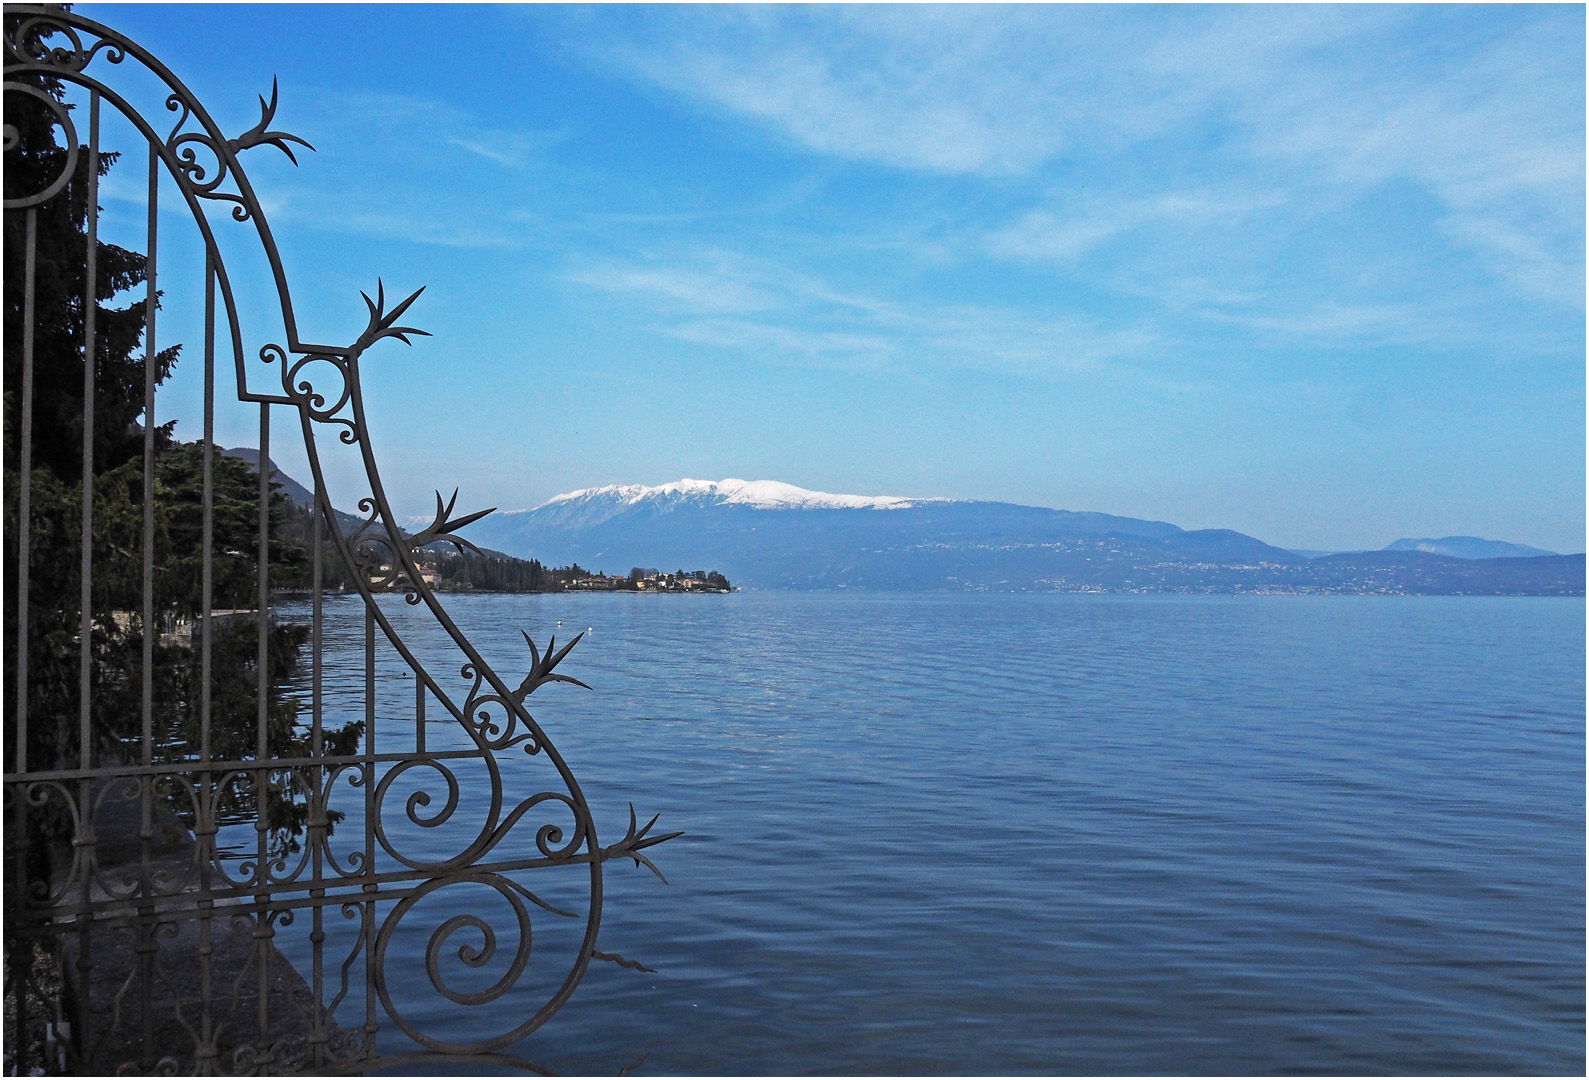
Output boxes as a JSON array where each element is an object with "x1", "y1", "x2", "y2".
[
  {"x1": 587, "y1": 626, "x2": 593, "y2": 635},
  {"x1": 556, "y1": 620, "x2": 562, "y2": 627}
]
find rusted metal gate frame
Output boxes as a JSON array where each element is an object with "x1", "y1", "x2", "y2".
[{"x1": 4, "y1": 8, "x2": 673, "y2": 1073}]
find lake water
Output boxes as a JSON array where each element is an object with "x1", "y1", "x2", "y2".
[{"x1": 277, "y1": 592, "x2": 1584, "y2": 1075}]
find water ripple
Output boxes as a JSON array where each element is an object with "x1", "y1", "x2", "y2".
[{"x1": 283, "y1": 593, "x2": 1583, "y2": 1075}]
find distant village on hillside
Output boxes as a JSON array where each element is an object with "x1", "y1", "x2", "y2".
[
  {"x1": 412, "y1": 549, "x2": 733, "y2": 595},
  {"x1": 262, "y1": 477, "x2": 733, "y2": 596}
]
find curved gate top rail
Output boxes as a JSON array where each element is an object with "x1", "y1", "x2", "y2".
[{"x1": 4, "y1": 8, "x2": 676, "y2": 1074}]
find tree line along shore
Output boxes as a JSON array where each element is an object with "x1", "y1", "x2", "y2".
[
  {"x1": 273, "y1": 501, "x2": 732, "y2": 595},
  {"x1": 412, "y1": 555, "x2": 733, "y2": 594}
]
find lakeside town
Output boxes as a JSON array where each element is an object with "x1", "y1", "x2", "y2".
[
  {"x1": 413, "y1": 553, "x2": 733, "y2": 594},
  {"x1": 268, "y1": 496, "x2": 733, "y2": 595}
]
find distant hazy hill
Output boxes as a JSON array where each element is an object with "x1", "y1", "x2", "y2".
[
  {"x1": 1384, "y1": 536, "x2": 1558, "y2": 559},
  {"x1": 465, "y1": 478, "x2": 1583, "y2": 595},
  {"x1": 222, "y1": 446, "x2": 316, "y2": 508},
  {"x1": 223, "y1": 447, "x2": 531, "y2": 566}
]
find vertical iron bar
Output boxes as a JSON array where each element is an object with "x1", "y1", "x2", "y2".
[
  {"x1": 11, "y1": 207, "x2": 36, "y2": 1079},
  {"x1": 201, "y1": 253, "x2": 214, "y2": 758},
  {"x1": 312, "y1": 486, "x2": 323, "y2": 760},
  {"x1": 198, "y1": 251, "x2": 216, "y2": 1066},
  {"x1": 362, "y1": 894, "x2": 377, "y2": 1062},
  {"x1": 257, "y1": 404, "x2": 270, "y2": 755},
  {"x1": 79, "y1": 91, "x2": 98, "y2": 772},
  {"x1": 256, "y1": 913, "x2": 272, "y2": 1066},
  {"x1": 16, "y1": 208, "x2": 36, "y2": 774},
  {"x1": 141, "y1": 143, "x2": 158, "y2": 765},
  {"x1": 75, "y1": 92, "x2": 101, "y2": 1068},
  {"x1": 309, "y1": 482, "x2": 324, "y2": 1069},
  {"x1": 138, "y1": 140, "x2": 160, "y2": 1069},
  {"x1": 7, "y1": 847, "x2": 26, "y2": 1080},
  {"x1": 254, "y1": 405, "x2": 269, "y2": 860},
  {"x1": 255, "y1": 404, "x2": 271, "y2": 1064},
  {"x1": 363, "y1": 604, "x2": 376, "y2": 1059},
  {"x1": 365, "y1": 606, "x2": 375, "y2": 756},
  {"x1": 415, "y1": 674, "x2": 425, "y2": 755}
]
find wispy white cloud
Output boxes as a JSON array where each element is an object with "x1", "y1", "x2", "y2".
[
  {"x1": 1201, "y1": 12, "x2": 1585, "y2": 306},
  {"x1": 330, "y1": 91, "x2": 564, "y2": 172},
  {"x1": 310, "y1": 205, "x2": 524, "y2": 250},
  {"x1": 566, "y1": 246, "x2": 1157, "y2": 379},
  {"x1": 987, "y1": 188, "x2": 1291, "y2": 264},
  {"x1": 591, "y1": 6, "x2": 1124, "y2": 175},
  {"x1": 258, "y1": 90, "x2": 564, "y2": 248},
  {"x1": 581, "y1": 6, "x2": 1583, "y2": 309},
  {"x1": 568, "y1": 250, "x2": 782, "y2": 316}
]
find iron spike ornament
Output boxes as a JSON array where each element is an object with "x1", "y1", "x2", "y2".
[
  {"x1": 515, "y1": 631, "x2": 595, "y2": 700},
  {"x1": 3, "y1": 6, "x2": 677, "y2": 1073},
  {"x1": 226, "y1": 76, "x2": 315, "y2": 163},
  {"x1": 356, "y1": 278, "x2": 430, "y2": 351},
  {"x1": 409, "y1": 487, "x2": 496, "y2": 556}
]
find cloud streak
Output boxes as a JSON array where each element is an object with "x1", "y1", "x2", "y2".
[
  {"x1": 582, "y1": 6, "x2": 1583, "y2": 308},
  {"x1": 566, "y1": 246, "x2": 1159, "y2": 379}
]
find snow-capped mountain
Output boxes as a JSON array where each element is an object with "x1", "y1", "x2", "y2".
[
  {"x1": 543, "y1": 478, "x2": 932, "y2": 513},
  {"x1": 461, "y1": 477, "x2": 1303, "y2": 589},
  {"x1": 359, "y1": 470, "x2": 1585, "y2": 593},
  {"x1": 447, "y1": 476, "x2": 1583, "y2": 593}
]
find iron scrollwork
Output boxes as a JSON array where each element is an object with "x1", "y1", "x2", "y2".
[
  {"x1": 164, "y1": 73, "x2": 313, "y2": 222},
  {"x1": 2, "y1": 79, "x2": 80, "y2": 209},
  {"x1": 5, "y1": 6, "x2": 678, "y2": 1073}
]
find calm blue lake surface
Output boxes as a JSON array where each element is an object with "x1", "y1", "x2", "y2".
[{"x1": 280, "y1": 592, "x2": 1584, "y2": 1075}]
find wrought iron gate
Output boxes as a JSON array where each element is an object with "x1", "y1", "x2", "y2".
[{"x1": 4, "y1": 8, "x2": 675, "y2": 1073}]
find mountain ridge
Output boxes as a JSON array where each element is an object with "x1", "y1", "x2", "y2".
[
  {"x1": 1384, "y1": 535, "x2": 1558, "y2": 559},
  {"x1": 212, "y1": 456, "x2": 1578, "y2": 595},
  {"x1": 539, "y1": 477, "x2": 939, "y2": 513},
  {"x1": 462, "y1": 478, "x2": 1580, "y2": 595}
]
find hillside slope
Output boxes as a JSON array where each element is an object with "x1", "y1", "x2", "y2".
[{"x1": 464, "y1": 479, "x2": 1582, "y2": 594}]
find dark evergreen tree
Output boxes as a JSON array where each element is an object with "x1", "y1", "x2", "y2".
[
  {"x1": 4, "y1": 55, "x2": 172, "y2": 774},
  {"x1": 2, "y1": 47, "x2": 356, "y2": 854}
]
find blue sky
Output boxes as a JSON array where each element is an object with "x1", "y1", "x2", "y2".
[{"x1": 86, "y1": 4, "x2": 1584, "y2": 551}]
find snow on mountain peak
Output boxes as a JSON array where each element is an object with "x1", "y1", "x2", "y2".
[{"x1": 539, "y1": 478, "x2": 928, "y2": 512}]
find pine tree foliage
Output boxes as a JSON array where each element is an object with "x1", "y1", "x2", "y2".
[{"x1": 2, "y1": 52, "x2": 356, "y2": 855}]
